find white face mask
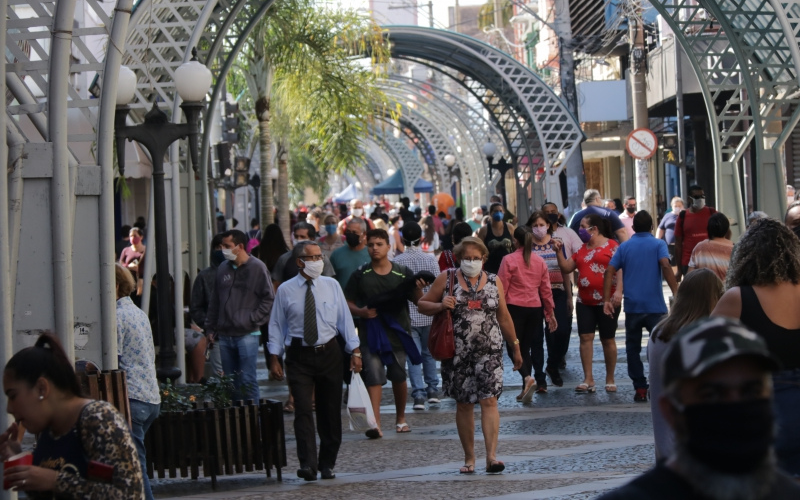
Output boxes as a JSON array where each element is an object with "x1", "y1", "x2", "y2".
[
  {"x1": 398, "y1": 220, "x2": 404, "y2": 229},
  {"x1": 352, "y1": 208, "x2": 364, "y2": 217},
  {"x1": 222, "y1": 248, "x2": 237, "y2": 261},
  {"x1": 460, "y1": 259, "x2": 483, "y2": 277},
  {"x1": 692, "y1": 197, "x2": 706, "y2": 210},
  {"x1": 302, "y1": 260, "x2": 324, "y2": 280}
]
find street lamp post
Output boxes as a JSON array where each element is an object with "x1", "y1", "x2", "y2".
[
  {"x1": 482, "y1": 141, "x2": 513, "y2": 210},
  {"x1": 444, "y1": 153, "x2": 459, "y2": 205},
  {"x1": 114, "y1": 49, "x2": 212, "y2": 382}
]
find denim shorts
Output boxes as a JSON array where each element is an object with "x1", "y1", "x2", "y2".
[{"x1": 361, "y1": 346, "x2": 407, "y2": 387}]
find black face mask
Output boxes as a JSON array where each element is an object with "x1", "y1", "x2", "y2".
[
  {"x1": 546, "y1": 213, "x2": 559, "y2": 224},
  {"x1": 626, "y1": 206, "x2": 636, "y2": 214},
  {"x1": 211, "y1": 250, "x2": 225, "y2": 267},
  {"x1": 345, "y1": 232, "x2": 361, "y2": 248},
  {"x1": 792, "y1": 225, "x2": 800, "y2": 240},
  {"x1": 681, "y1": 399, "x2": 774, "y2": 474}
]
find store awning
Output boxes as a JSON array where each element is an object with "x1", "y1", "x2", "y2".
[
  {"x1": 333, "y1": 183, "x2": 358, "y2": 203},
  {"x1": 414, "y1": 177, "x2": 434, "y2": 194},
  {"x1": 371, "y1": 170, "x2": 404, "y2": 195}
]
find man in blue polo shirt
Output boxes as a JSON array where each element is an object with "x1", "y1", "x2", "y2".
[{"x1": 602, "y1": 211, "x2": 678, "y2": 402}]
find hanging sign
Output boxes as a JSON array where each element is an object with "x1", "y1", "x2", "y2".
[{"x1": 626, "y1": 128, "x2": 658, "y2": 160}]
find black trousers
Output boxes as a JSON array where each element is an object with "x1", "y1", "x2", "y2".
[
  {"x1": 506, "y1": 304, "x2": 544, "y2": 385},
  {"x1": 545, "y1": 288, "x2": 572, "y2": 371},
  {"x1": 285, "y1": 338, "x2": 343, "y2": 473}
]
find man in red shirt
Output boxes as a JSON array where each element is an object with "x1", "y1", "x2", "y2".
[{"x1": 674, "y1": 185, "x2": 716, "y2": 281}]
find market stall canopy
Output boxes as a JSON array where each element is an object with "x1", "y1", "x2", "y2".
[
  {"x1": 371, "y1": 170, "x2": 435, "y2": 195},
  {"x1": 333, "y1": 183, "x2": 359, "y2": 203}
]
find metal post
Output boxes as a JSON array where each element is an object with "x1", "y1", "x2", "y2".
[
  {"x1": 0, "y1": 3, "x2": 14, "y2": 489},
  {"x1": 428, "y1": 1, "x2": 434, "y2": 28},
  {"x1": 675, "y1": 39, "x2": 688, "y2": 199},
  {"x1": 97, "y1": 0, "x2": 134, "y2": 369},
  {"x1": 50, "y1": 0, "x2": 78, "y2": 359}
]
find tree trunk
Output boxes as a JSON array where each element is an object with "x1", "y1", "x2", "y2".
[
  {"x1": 277, "y1": 142, "x2": 290, "y2": 243},
  {"x1": 257, "y1": 96, "x2": 274, "y2": 226}
]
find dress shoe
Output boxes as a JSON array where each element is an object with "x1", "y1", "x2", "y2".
[
  {"x1": 320, "y1": 466, "x2": 336, "y2": 479},
  {"x1": 296, "y1": 466, "x2": 317, "y2": 481}
]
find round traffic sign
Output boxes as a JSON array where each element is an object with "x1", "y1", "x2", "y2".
[{"x1": 626, "y1": 128, "x2": 658, "y2": 160}]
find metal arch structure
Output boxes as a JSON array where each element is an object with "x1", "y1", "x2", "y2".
[
  {"x1": 380, "y1": 78, "x2": 506, "y2": 208},
  {"x1": 382, "y1": 26, "x2": 586, "y2": 219},
  {"x1": 367, "y1": 125, "x2": 428, "y2": 196},
  {"x1": 647, "y1": 0, "x2": 800, "y2": 228},
  {"x1": 380, "y1": 86, "x2": 484, "y2": 208}
]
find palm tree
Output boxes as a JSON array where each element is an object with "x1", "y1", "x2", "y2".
[{"x1": 231, "y1": 0, "x2": 390, "y2": 240}]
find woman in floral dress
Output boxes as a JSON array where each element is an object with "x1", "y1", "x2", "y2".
[
  {"x1": 419, "y1": 237, "x2": 522, "y2": 475},
  {"x1": 554, "y1": 213, "x2": 622, "y2": 394}
]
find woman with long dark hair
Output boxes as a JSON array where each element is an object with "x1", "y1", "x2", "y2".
[
  {"x1": 712, "y1": 218, "x2": 800, "y2": 475},
  {"x1": 498, "y1": 226, "x2": 557, "y2": 402},
  {"x1": 254, "y1": 223, "x2": 288, "y2": 276},
  {"x1": 0, "y1": 334, "x2": 143, "y2": 498}
]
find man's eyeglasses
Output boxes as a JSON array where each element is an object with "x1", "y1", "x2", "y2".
[{"x1": 300, "y1": 255, "x2": 324, "y2": 261}]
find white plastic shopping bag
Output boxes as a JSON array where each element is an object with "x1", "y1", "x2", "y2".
[{"x1": 347, "y1": 371, "x2": 378, "y2": 432}]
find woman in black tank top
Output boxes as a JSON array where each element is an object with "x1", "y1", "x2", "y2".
[
  {"x1": 481, "y1": 203, "x2": 514, "y2": 274},
  {"x1": 712, "y1": 218, "x2": 800, "y2": 475}
]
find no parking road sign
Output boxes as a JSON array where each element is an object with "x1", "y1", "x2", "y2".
[{"x1": 626, "y1": 128, "x2": 658, "y2": 160}]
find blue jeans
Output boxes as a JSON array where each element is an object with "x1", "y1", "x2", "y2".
[
  {"x1": 129, "y1": 399, "x2": 160, "y2": 500},
  {"x1": 773, "y1": 369, "x2": 800, "y2": 476},
  {"x1": 407, "y1": 325, "x2": 439, "y2": 399},
  {"x1": 624, "y1": 312, "x2": 663, "y2": 390},
  {"x1": 218, "y1": 334, "x2": 261, "y2": 402}
]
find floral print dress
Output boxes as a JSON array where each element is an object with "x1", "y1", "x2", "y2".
[{"x1": 441, "y1": 271, "x2": 504, "y2": 404}]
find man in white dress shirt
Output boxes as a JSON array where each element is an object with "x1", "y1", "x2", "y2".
[{"x1": 268, "y1": 241, "x2": 362, "y2": 482}]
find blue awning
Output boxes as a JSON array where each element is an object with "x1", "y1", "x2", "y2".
[
  {"x1": 372, "y1": 170, "x2": 405, "y2": 195},
  {"x1": 414, "y1": 177, "x2": 434, "y2": 194},
  {"x1": 333, "y1": 183, "x2": 358, "y2": 203}
]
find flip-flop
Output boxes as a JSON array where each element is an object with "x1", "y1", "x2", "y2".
[
  {"x1": 396, "y1": 422, "x2": 411, "y2": 433},
  {"x1": 365, "y1": 428, "x2": 382, "y2": 439},
  {"x1": 520, "y1": 380, "x2": 537, "y2": 403},
  {"x1": 459, "y1": 464, "x2": 475, "y2": 474},
  {"x1": 575, "y1": 383, "x2": 597, "y2": 394},
  {"x1": 486, "y1": 460, "x2": 505, "y2": 473},
  {"x1": 605, "y1": 384, "x2": 617, "y2": 393}
]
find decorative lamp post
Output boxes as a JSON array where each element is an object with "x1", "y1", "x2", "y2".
[
  {"x1": 114, "y1": 48, "x2": 212, "y2": 382},
  {"x1": 483, "y1": 140, "x2": 513, "y2": 210}
]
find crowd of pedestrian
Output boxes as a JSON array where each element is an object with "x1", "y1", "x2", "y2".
[{"x1": 5, "y1": 184, "x2": 800, "y2": 498}]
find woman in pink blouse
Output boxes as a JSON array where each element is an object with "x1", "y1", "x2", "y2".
[{"x1": 498, "y1": 226, "x2": 558, "y2": 402}]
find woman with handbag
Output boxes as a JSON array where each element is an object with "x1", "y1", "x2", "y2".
[{"x1": 418, "y1": 237, "x2": 522, "y2": 475}]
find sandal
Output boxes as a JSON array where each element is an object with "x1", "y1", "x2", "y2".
[
  {"x1": 396, "y1": 422, "x2": 411, "y2": 433},
  {"x1": 605, "y1": 384, "x2": 617, "y2": 393},
  {"x1": 520, "y1": 380, "x2": 537, "y2": 403},
  {"x1": 365, "y1": 428, "x2": 382, "y2": 439},
  {"x1": 486, "y1": 460, "x2": 505, "y2": 473},
  {"x1": 575, "y1": 383, "x2": 596, "y2": 394},
  {"x1": 283, "y1": 401, "x2": 295, "y2": 413},
  {"x1": 459, "y1": 464, "x2": 475, "y2": 474}
]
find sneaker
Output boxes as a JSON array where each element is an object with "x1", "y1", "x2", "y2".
[
  {"x1": 634, "y1": 388, "x2": 648, "y2": 402},
  {"x1": 546, "y1": 367, "x2": 563, "y2": 387},
  {"x1": 413, "y1": 397, "x2": 426, "y2": 410},
  {"x1": 427, "y1": 392, "x2": 441, "y2": 404}
]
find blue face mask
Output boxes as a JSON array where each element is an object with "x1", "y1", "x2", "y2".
[
  {"x1": 325, "y1": 224, "x2": 337, "y2": 236},
  {"x1": 492, "y1": 211, "x2": 504, "y2": 222},
  {"x1": 578, "y1": 228, "x2": 592, "y2": 243}
]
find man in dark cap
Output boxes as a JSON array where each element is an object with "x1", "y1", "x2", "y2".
[{"x1": 599, "y1": 317, "x2": 800, "y2": 500}]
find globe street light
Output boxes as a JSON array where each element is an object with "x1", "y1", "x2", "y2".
[
  {"x1": 115, "y1": 48, "x2": 212, "y2": 382},
  {"x1": 483, "y1": 140, "x2": 513, "y2": 210}
]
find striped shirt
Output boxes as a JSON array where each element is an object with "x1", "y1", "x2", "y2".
[
  {"x1": 532, "y1": 240, "x2": 565, "y2": 290},
  {"x1": 688, "y1": 238, "x2": 734, "y2": 282},
  {"x1": 392, "y1": 246, "x2": 441, "y2": 327}
]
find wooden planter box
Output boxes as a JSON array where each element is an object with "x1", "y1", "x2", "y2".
[{"x1": 144, "y1": 399, "x2": 286, "y2": 488}]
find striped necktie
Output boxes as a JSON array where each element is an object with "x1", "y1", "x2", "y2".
[{"x1": 304, "y1": 280, "x2": 318, "y2": 346}]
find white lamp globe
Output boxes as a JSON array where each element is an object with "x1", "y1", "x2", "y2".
[
  {"x1": 116, "y1": 65, "x2": 137, "y2": 105},
  {"x1": 174, "y1": 57, "x2": 212, "y2": 102},
  {"x1": 483, "y1": 141, "x2": 497, "y2": 158},
  {"x1": 444, "y1": 154, "x2": 456, "y2": 167}
]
